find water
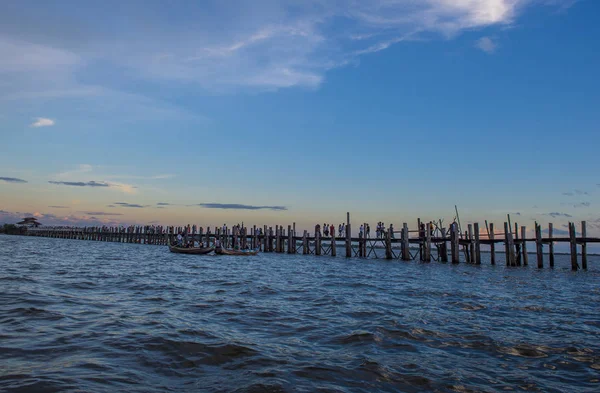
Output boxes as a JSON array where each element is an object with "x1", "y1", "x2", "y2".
[{"x1": 1, "y1": 235, "x2": 599, "y2": 393}]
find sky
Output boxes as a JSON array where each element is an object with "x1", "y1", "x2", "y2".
[{"x1": 1, "y1": 0, "x2": 599, "y2": 237}]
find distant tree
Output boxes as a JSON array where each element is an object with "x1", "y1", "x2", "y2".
[{"x1": 0, "y1": 224, "x2": 26, "y2": 235}]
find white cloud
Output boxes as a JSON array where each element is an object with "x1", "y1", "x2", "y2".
[
  {"x1": 0, "y1": 0, "x2": 576, "y2": 94},
  {"x1": 475, "y1": 36, "x2": 497, "y2": 53},
  {"x1": 30, "y1": 117, "x2": 55, "y2": 127}
]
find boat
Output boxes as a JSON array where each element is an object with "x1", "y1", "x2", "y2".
[
  {"x1": 168, "y1": 245, "x2": 214, "y2": 255},
  {"x1": 215, "y1": 247, "x2": 259, "y2": 256}
]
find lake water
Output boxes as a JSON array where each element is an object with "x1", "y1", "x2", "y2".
[{"x1": 1, "y1": 235, "x2": 599, "y2": 392}]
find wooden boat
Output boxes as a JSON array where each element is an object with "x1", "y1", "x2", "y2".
[
  {"x1": 215, "y1": 247, "x2": 259, "y2": 256},
  {"x1": 169, "y1": 245, "x2": 214, "y2": 255}
]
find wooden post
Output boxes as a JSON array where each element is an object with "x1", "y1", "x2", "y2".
[
  {"x1": 467, "y1": 224, "x2": 474, "y2": 264},
  {"x1": 504, "y1": 222, "x2": 516, "y2": 266},
  {"x1": 292, "y1": 223, "x2": 296, "y2": 253},
  {"x1": 287, "y1": 225, "x2": 293, "y2": 254},
  {"x1": 440, "y1": 228, "x2": 448, "y2": 262},
  {"x1": 331, "y1": 229, "x2": 337, "y2": 257},
  {"x1": 303, "y1": 230, "x2": 308, "y2": 254},
  {"x1": 548, "y1": 223, "x2": 554, "y2": 268},
  {"x1": 400, "y1": 223, "x2": 410, "y2": 261},
  {"x1": 385, "y1": 226, "x2": 392, "y2": 260},
  {"x1": 425, "y1": 223, "x2": 432, "y2": 262},
  {"x1": 315, "y1": 228, "x2": 321, "y2": 256},
  {"x1": 489, "y1": 223, "x2": 495, "y2": 265},
  {"x1": 451, "y1": 223, "x2": 459, "y2": 263},
  {"x1": 535, "y1": 223, "x2": 543, "y2": 268},
  {"x1": 581, "y1": 221, "x2": 587, "y2": 270},
  {"x1": 473, "y1": 223, "x2": 481, "y2": 265},
  {"x1": 514, "y1": 223, "x2": 522, "y2": 266},
  {"x1": 520, "y1": 226, "x2": 528, "y2": 266},
  {"x1": 345, "y1": 212, "x2": 351, "y2": 258},
  {"x1": 569, "y1": 222, "x2": 578, "y2": 271},
  {"x1": 358, "y1": 232, "x2": 363, "y2": 257},
  {"x1": 508, "y1": 227, "x2": 516, "y2": 267}
]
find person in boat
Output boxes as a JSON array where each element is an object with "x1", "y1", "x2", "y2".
[
  {"x1": 215, "y1": 238, "x2": 221, "y2": 250},
  {"x1": 176, "y1": 233, "x2": 183, "y2": 246}
]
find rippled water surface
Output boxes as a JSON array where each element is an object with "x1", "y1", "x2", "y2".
[{"x1": 1, "y1": 235, "x2": 599, "y2": 392}]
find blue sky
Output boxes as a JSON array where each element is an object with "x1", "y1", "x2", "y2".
[{"x1": 1, "y1": 0, "x2": 599, "y2": 235}]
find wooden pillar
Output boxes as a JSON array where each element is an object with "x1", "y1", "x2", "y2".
[
  {"x1": 385, "y1": 226, "x2": 392, "y2": 260},
  {"x1": 504, "y1": 222, "x2": 516, "y2": 266},
  {"x1": 345, "y1": 212, "x2": 352, "y2": 258},
  {"x1": 473, "y1": 223, "x2": 481, "y2": 265},
  {"x1": 292, "y1": 223, "x2": 296, "y2": 253},
  {"x1": 451, "y1": 224, "x2": 459, "y2": 263},
  {"x1": 303, "y1": 230, "x2": 308, "y2": 254},
  {"x1": 489, "y1": 223, "x2": 495, "y2": 265},
  {"x1": 268, "y1": 227, "x2": 273, "y2": 252},
  {"x1": 358, "y1": 232, "x2": 363, "y2": 258},
  {"x1": 315, "y1": 228, "x2": 321, "y2": 256},
  {"x1": 520, "y1": 226, "x2": 528, "y2": 266},
  {"x1": 401, "y1": 223, "x2": 410, "y2": 261},
  {"x1": 548, "y1": 223, "x2": 554, "y2": 268},
  {"x1": 569, "y1": 222, "x2": 578, "y2": 271},
  {"x1": 535, "y1": 223, "x2": 543, "y2": 268},
  {"x1": 263, "y1": 225, "x2": 267, "y2": 251},
  {"x1": 331, "y1": 229, "x2": 337, "y2": 257},
  {"x1": 288, "y1": 225, "x2": 293, "y2": 254},
  {"x1": 514, "y1": 223, "x2": 522, "y2": 266},
  {"x1": 440, "y1": 228, "x2": 448, "y2": 262},
  {"x1": 425, "y1": 223, "x2": 432, "y2": 262},
  {"x1": 467, "y1": 224, "x2": 474, "y2": 264},
  {"x1": 363, "y1": 223, "x2": 367, "y2": 257},
  {"x1": 581, "y1": 221, "x2": 587, "y2": 270}
]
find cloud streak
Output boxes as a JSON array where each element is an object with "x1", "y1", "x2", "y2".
[
  {"x1": 80, "y1": 211, "x2": 123, "y2": 216},
  {"x1": 113, "y1": 202, "x2": 147, "y2": 208},
  {"x1": 48, "y1": 205, "x2": 69, "y2": 208},
  {"x1": 0, "y1": 177, "x2": 28, "y2": 183},
  {"x1": 49, "y1": 180, "x2": 110, "y2": 187},
  {"x1": 544, "y1": 212, "x2": 573, "y2": 218},
  {"x1": 196, "y1": 203, "x2": 287, "y2": 211}
]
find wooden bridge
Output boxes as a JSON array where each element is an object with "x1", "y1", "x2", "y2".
[{"x1": 20, "y1": 213, "x2": 597, "y2": 270}]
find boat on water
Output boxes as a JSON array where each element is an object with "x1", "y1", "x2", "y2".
[
  {"x1": 168, "y1": 245, "x2": 214, "y2": 255},
  {"x1": 215, "y1": 247, "x2": 259, "y2": 256}
]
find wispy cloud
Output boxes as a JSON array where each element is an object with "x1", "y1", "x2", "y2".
[
  {"x1": 573, "y1": 202, "x2": 590, "y2": 208},
  {"x1": 113, "y1": 202, "x2": 147, "y2": 208},
  {"x1": 475, "y1": 36, "x2": 497, "y2": 54},
  {"x1": 544, "y1": 212, "x2": 573, "y2": 218},
  {"x1": 0, "y1": 177, "x2": 27, "y2": 183},
  {"x1": 80, "y1": 211, "x2": 123, "y2": 216},
  {"x1": 0, "y1": 1, "x2": 575, "y2": 94},
  {"x1": 49, "y1": 180, "x2": 110, "y2": 187},
  {"x1": 563, "y1": 189, "x2": 588, "y2": 196},
  {"x1": 48, "y1": 205, "x2": 69, "y2": 208},
  {"x1": 30, "y1": 117, "x2": 55, "y2": 127},
  {"x1": 196, "y1": 203, "x2": 287, "y2": 211},
  {"x1": 156, "y1": 202, "x2": 171, "y2": 206},
  {"x1": 54, "y1": 164, "x2": 93, "y2": 179}
]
